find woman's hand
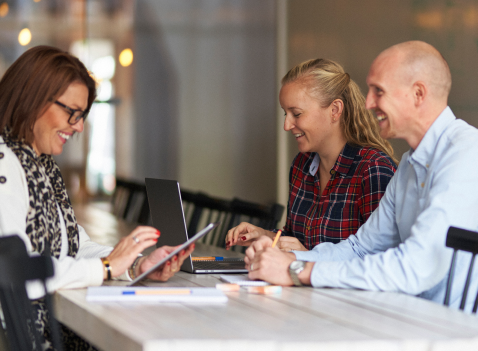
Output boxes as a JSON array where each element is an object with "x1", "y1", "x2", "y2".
[
  {"x1": 137, "y1": 244, "x2": 195, "y2": 281},
  {"x1": 106, "y1": 226, "x2": 160, "y2": 278},
  {"x1": 277, "y1": 236, "x2": 307, "y2": 251},
  {"x1": 225, "y1": 222, "x2": 274, "y2": 249}
]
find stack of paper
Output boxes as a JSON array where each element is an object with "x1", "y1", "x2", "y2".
[
  {"x1": 220, "y1": 275, "x2": 270, "y2": 286},
  {"x1": 87, "y1": 286, "x2": 227, "y2": 303}
]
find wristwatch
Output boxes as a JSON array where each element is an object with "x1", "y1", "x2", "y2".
[{"x1": 289, "y1": 260, "x2": 306, "y2": 286}]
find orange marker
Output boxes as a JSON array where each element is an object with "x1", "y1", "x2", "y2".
[
  {"x1": 192, "y1": 257, "x2": 215, "y2": 261},
  {"x1": 246, "y1": 286, "x2": 282, "y2": 295},
  {"x1": 271, "y1": 230, "x2": 282, "y2": 248},
  {"x1": 216, "y1": 283, "x2": 240, "y2": 292}
]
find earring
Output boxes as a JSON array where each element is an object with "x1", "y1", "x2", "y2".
[{"x1": 333, "y1": 118, "x2": 336, "y2": 122}]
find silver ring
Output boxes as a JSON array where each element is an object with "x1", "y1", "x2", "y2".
[
  {"x1": 132, "y1": 236, "x2": 140, "y2": 244},
  {"x1": 250, "y1": 263, "x2": 254, "y2": 271}
]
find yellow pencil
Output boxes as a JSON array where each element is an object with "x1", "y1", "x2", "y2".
[{"x1": 271, "y1": 230, "x2": 282, "y2": 248}]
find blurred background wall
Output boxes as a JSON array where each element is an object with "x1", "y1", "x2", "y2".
[{"x1": 1, "y1": 0, "x2": 478, "y2": 213}]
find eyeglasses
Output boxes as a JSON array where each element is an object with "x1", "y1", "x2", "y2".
[{"x1": 54, "y1": 100, "x2": 88, "y2": 125}]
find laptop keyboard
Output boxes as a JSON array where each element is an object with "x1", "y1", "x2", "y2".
[{"x1": 193, "y1": 259, "x2": 246, "y2": 270}]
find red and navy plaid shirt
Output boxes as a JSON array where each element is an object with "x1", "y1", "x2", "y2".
[{"x1": 282, "y1": 143, "x2": 397, "y2": 249}]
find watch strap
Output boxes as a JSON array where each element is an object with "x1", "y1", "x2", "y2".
[{"x1": 289, "y1": 260, "x2": 305, "y2": 286}]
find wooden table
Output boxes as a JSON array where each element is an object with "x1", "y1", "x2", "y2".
[{"x1": 58, "y1": 203, "x2": 478, "y2": 351}]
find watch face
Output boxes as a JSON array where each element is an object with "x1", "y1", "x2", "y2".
[{"x1": 290, "y1": 261, "x2": 305, "y2": 270}]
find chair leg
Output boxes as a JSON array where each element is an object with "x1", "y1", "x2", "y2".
[
  {"x1": 444, "y1": 250, "x2": 457, "y2": 306},
  {"x1": 43, "y1": 282, "x2": 63, "y2": 351},
  {"x1": 460, "y1": 253, "x2": 476, "y2": 310},
  {"x1": 473, "y1": 291, "x2": 478, "y2": 313}
]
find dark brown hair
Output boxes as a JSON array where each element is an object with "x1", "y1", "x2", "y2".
[
  {"x1": 282, "y1": 58, "x2": 397, "y2": 164},
  {"x1": 0, "y1": 45, "x2": 97, "y2": 143}
]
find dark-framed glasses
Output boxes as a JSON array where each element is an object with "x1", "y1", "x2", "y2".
[{"x1": 54, "y1": 100, "x2": 88, "y2": 125}]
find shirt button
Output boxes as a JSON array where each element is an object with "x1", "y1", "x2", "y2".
[
  {"x1": 0, "y1": 152, "x2": 4, "y2": 159},
  {"x1": 330, "y1": 170, "x2": 336, "y2": 175},
  {"x1": 0, "y1": 176, "x2": 6, "y2": 184},
  {"x1": 421, "y1": 182, "x2": 425, "y2": 188}
]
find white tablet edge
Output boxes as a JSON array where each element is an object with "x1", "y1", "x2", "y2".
[{"x1": 128, "y1": 222, "x2": 219, "y2": 286}]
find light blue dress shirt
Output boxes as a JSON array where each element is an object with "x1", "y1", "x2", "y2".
[{"x1": 294, "y1": 107, "x2": 478, "y2": 311}]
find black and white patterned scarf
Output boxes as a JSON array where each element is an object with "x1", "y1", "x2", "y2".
[
  {"x1": 2, "y1": 127, "x2": 87, "y2": 350},
  {"x1": 2, "y1": 128, "x2": 79, "y2": 258}
]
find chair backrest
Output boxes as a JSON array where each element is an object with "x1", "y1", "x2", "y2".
[
  {"x1": 112, "y1": 178, "x2": 149, "y2": 224},
  {"x1": 229, "y1": 197, "x2": 284, "y2": 231},
  {"x1": 184, "y1": 192, "x2": 234, "y2": 247},
  {"x1": 185, "y1": 193, "x2": 284, "y2": 250},
  {"x1": 444, "y1": 226, "x2": 478, "y2": 312},
  {"x1": 0, "y1": 235, "x2": 62, "y2": 351},
  {"x1": 224, "y1": 198, "x2": 284, "y2": 251}
]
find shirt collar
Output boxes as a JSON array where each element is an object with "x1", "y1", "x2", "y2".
[
  {"x1": 308, "y1": 143, "x2": 361, "y2": 176},
  {"x1": 409, "y1": 106, "x2": 455, "y2": 167}
]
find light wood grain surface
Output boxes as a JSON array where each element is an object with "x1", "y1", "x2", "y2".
[{"x1": 57, "y1": 204, "x2": 478, "y2": 351}]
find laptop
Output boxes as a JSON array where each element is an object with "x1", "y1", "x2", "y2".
[{"x1": 145, "y1": 178, "x2": 248, "y2": 273}]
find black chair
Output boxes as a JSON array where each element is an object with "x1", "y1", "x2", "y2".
[
  {"x1": 0, "y1": 235, "x2": 62, "y2": 351},
  {"x1": 229, "y1": 197, "x2": 284, "y2": 230},
  {"x1": 185, "y1": 193, "x2": 284, "y2": 249},
  {"x1": 112, "y1": 178, "x2": 149, "y2": 224},
  {"x1": 184, "y1": 192, "x2": 234, "y2": 247},
  {"x1": 220, "y1": 198, "x2": 284, "y2": 250},
  {"x1": 444, "y1": 226, "x2": 478, "y2": 312}
]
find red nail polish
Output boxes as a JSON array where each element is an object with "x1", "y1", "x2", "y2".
[
  {"x1": 156, "y1": 230, "x2": 161, "y2": 236},
  {"x1": 173, "y1": 256, "x2": 178, "y2": 261},
  {"x1": 167, "y1": 261, "x2": 171, "y2": 265},
  {"x1": 153, "y1": 239, "x2": 158, "y2": 242},
  {"x1": 241, "y1": 236, "x2": 247, "y2": 241}
]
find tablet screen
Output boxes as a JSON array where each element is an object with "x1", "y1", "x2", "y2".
[{"x1": 128, "y1": 222, "x2": 219, "y2": 286}]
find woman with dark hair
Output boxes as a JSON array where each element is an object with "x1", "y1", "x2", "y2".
[
  {"x1": 0, "y1": 46, "x2": 194, "y2": 349},
  {"x1": 226, "y1": 58, "x2": 397, "y2": 251}
]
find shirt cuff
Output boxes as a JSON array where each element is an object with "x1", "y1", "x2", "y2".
[
  {"x1": 90, "y1": 258, "x2": 106, "y2": 286},
  {"x1": 292, "y1": 250, "x2": 321, "y2": 262}
]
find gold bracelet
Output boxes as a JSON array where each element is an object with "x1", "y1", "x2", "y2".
[
  {"x1": 128, "y1": 257, "x2": 141, "y2": 280},
  {"x1": 100, "y1": 257, "x2": 112, "y2": 281}
]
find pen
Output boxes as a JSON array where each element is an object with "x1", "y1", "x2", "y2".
[
  {"x1": 122, "y1": 289, "x2": 191, "y2": 295},
  {"x1": 271, "y1": 230, "x2": 282, "y2": 248}
]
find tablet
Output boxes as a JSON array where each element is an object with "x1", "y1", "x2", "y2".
[{"x1": 128, "y1": 222, "x2": 219, "y2": 286}]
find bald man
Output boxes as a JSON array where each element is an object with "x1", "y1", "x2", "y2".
[{"x1": 245, "y1": 41, "x2": 478, "y2": 311}]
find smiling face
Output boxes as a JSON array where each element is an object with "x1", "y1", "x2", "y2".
[
  {"x1": 32, "y1": 82, "x2": 88, "y2": 156},
  {"x1": 280, "y1": 81, "x2": 336, "y2": 154},
  {"x1": 365, "y1": 52, "x2": 416, "y2": 141}
]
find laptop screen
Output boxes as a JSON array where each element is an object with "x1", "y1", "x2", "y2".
[{"x1": 145, "y1": 178, "x2": 189, "y2": 248}]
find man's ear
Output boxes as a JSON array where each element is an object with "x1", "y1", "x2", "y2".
[
  {"x1": 413, "y1": 81, "x2": 427, "y2": 106},
  {"x1": 331, "y1": 99, "x2": 344, "y2": 121}
]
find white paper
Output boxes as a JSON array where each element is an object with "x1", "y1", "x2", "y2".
[
  {"x1": 87, "y1": 286, "x2": 228, "y2": 303},
  {"x1": 220, "y1": 275, "x2": 270, "y2": 286}
]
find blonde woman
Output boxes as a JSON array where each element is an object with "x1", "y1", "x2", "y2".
[{"x1": 226, "y1": 58, "x2": 397, "y2": 251}]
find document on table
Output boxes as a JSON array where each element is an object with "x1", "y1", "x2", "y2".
[
  {"x1": 87, "y1": 286, "x2": 228, "y2": 303},
  {"x1": 220, "y1": 275, "x2": 270, "y2": 286}
]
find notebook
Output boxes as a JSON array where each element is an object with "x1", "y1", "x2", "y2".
[
  {"x1": 220, "y1": 275, "x2": 270, "y2": 286},
  {"x1": 145, "y1": 178, "x2": 248, "y2": 273}
]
